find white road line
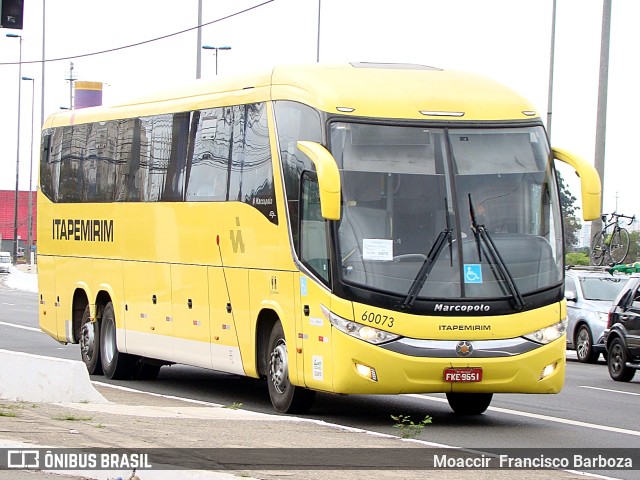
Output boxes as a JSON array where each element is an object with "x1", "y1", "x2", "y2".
[
  {"x1": 580, "y1": 385, "x2": 640, "y2": 396},
  {"x1": 0, "y1": 320, "x2": 42, "y2": 333},
  {"x1": 404, "y1": 393, "x2": 640, "y2": 437}
]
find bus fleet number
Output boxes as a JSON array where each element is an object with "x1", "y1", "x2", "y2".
[{"x1": 361, "y1": 311, "x2": 394, "y2": 328}]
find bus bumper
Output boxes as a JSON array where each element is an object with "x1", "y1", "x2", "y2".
[{"x1": 329, "y1": 331, "x2": 565, "y2": 395}]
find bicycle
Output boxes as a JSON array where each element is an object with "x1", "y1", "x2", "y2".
[{"x1": 590, "y1": 212, "x2": 635, "y2": 266}]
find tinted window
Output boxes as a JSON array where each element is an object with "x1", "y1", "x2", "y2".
[
  {"x1": 186, "y1": 108, "x2": 230, "y2": 201},
  {"x1": 273, "y1": 101, "x2": 323, "y2": 253},
  {"x1": 39, "y1": 104, "x2": 276, "y2": 222},
  {"x1": 231, "y1": 103, "x2": 276, "y2": 223}
]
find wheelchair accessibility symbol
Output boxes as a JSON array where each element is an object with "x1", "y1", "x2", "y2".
[{"x1": 464, "y1": 264, "x2": 483, "y2": 284}]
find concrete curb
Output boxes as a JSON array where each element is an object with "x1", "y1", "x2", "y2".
[{"x1": 0, "y1": 349, "x2": 107, "y2": 404}]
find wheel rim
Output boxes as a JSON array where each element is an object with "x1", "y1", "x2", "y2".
[
  {"x1": 610, "y1": 230, "x2": 629, "y2": 264},
  {"x1": 609, "y1": 344, "x2": 624, "y2": 376},
  {"x1": 269, "y1": 339, "x2": 289, "y2": 395},
  {"x1": 576, "y1": 327, "x2": 590, "y2": 360},
  {"x1": 102, "y1": 316, "x2": 116, "y2": 365},
  {"x1": 80, "y1": 322, "x2": 96, "y2": 362},
  {"x1": 591, "y1": 232, "x2": 605, "y2": 265}
]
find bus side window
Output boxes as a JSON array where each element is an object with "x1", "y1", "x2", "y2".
[{"x1": 300, "y1": 171, "x2": 330, "y2": 283}]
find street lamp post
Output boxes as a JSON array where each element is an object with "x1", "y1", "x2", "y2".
[
  {"x1": 22, "y1": 76, "x2": 35, "y2": 265},
  {"x1": 7, "y1": 33, "x2": 23, "y2": 266},
  {"x1": 202, "y1": 45, "x2": 232, "y2": 75}
]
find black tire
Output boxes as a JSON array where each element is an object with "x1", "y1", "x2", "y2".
[
  {"x1": 609, "y1": 228, "x2": 630, "y2": 264},
  {"x1": 575, "y1": 324, "x2": 599, "y2": 364},
  {"x1": 446, "y1": 392, "x2": 493, "y2": 415},
  {"x1": 266, "y1": 321, "x2": 316, "y2": 413},
  {"x1": 79, "y1": 305, "x2": 103, "y2": 375},
  {"x1": 607, "y1": 337, "x2": 636, "y2": 382},
  {"x1": 590, "y1": 231, "x2": 606, "y2": 266},
  {"x1": 100, "y1": 302, "x2": 136, "y2": 379}
]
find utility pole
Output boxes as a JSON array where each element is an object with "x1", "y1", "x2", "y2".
[
  {"x1": 196, "y1": 0, "x2": 203, "y2": 79},
  {"x1": 66, "y1": 61, "x2": 76, "y2": 109},
  {"x1": 316, "y1": 0, "x2": 321, "y2": 62},
  {"x1": 592, "y1": 0, "x2": 612, "y2": 243},
  {"x1": 546, "y1": 0, "x2": 556, "y2": 141}
]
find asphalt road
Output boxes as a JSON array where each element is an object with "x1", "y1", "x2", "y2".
[{"x1": 1, "y1": 279, "x2": 639, "y2": 480}]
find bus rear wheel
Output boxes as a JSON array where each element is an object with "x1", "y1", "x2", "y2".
[
  {"x1": 446, "y1": 392, "x2": 493, "y2": 415},
  {"x1": 79, "y1": 305, "x2": 102, "y2": 375},
  {"x1": 267, "y1": 321, "x2": 315, "y2": 413},
  {"x1": 100, "y1": 302, "x2": 136, "y2": 379}
]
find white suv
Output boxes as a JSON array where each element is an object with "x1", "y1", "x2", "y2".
[{"x1": 564, "y1": 267, "x2": 628, "y2": 363}]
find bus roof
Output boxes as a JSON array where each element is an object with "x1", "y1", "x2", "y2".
[{"x1": 44, "y1": 63, "x2": 539, "y2": 128}]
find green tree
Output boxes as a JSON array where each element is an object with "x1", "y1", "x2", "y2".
[
  {"x1": 626, "y1": 230, "x2": 640, "y2": 263},
  {"x1": 557, "y1": 171, "x2": 581, "y2": 252},
  {"x1": 565, "y1": 252, "x2": 590, "y2": 266}
]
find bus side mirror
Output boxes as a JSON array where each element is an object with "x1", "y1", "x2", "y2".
[
  {"x1": 552, "y1": 147, "x2": 601, "y2": 221},
  {"x1": 297, "y1": 141, "x2": 341, "y2": 221}
]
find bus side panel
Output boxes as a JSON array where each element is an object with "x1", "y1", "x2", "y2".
[
  {"x1": 208, "y1": 266, "x2": 245, "y2": 375},
  {"x1": 171, "y1": 264, "x2": 212, "y2": 370},
  {"x1": 299, "y1": 274, "x2": 334, "y2": 391},
  {"x1": 54, "y1": 256, "x2": 93, "y2": 343},
  {"x1": 37, "y1": 256, "x2": 59, "y2": 341},
  {"x1": 122, "y1": 261, "x2": 174, "y2": 362}
]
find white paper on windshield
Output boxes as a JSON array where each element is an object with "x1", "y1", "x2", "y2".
[{"x1": 362, "y1": 239, "x2": 393, "y2": 261}]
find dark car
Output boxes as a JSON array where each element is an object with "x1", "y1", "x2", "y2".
[
  {"x1": 564, "y1": 267, "x2": 628, "y2": 363},
  {"x1": 605, "y1": 272, "x2": 640, "y2": 381}
]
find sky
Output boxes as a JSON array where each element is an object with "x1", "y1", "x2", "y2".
[{"x1": 1, "y1": 0, "x2": 639, "y2": 222}]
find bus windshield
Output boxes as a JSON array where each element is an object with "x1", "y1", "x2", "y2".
[{"x1": 330, "y1": 123, "x2": 563, "y2": 303}]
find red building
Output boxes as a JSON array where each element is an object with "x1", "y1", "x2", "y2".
[{"x1": 0, "y1": 190, "x2": 37, "y2": 252}]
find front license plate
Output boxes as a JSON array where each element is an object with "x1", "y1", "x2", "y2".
[{"x1": 443, "y1": 367, "x2": 482, "y2": 382}]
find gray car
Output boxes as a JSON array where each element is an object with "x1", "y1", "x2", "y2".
[{"x1": 565, "y1": 267, "x2": 628, "y2": 363}]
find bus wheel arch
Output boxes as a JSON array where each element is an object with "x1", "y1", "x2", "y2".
[
  {"x1": 71, "y1": 289, "x2": 91, "y2": 344},
  {"x1": 266, "y1": 320, "x2": 315, "y2": 414},
  {"x1": 256, "y1": 309, "x2": 279, "y2": 378}
]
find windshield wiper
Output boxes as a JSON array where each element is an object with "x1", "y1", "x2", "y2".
[
  {"x1": 401, "y1": 201, "x2": 453, "y2": 310},
  {"x1": 468, "y1": 195, "x2": 525, "y2": 311}
]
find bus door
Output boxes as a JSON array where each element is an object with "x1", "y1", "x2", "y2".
[
  {"x1": 122, "y1": 262, "x2": 174, "y2": 361},
  {"x1": 298, "y1": 171, "x2": 334, "y2": 390}
]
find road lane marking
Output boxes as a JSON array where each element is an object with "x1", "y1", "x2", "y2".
[
  {"x1": 404, "y1": 393, "x2": 640, "y2": 437},
  {"x1": 0, "y1": 320, "x2": 42, "y2": 333},
  {"x1": 580, "y1": 385, "x2": 640, "y2": 396}
]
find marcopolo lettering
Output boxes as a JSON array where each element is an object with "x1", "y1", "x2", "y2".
[
  {"x1": 434, "y1": 303, "x2": 491, "y2": 313},
  {"x1": 52, "y1": 219, "x2": 114, "y2": 242}
]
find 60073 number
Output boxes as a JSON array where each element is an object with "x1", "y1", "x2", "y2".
[{"x1": 361, "y1": 311, "x2": 394, "y2": 328}]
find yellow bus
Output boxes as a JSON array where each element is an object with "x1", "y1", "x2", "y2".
[{"x1": 38, "y1": 63, "x2": 600, "y2": 415}]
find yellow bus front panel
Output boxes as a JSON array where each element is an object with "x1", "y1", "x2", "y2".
[{"x1": 327, "y1": 322, "x2": 565, "y2": 395}]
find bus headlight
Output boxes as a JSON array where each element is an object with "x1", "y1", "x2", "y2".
[
  {"x1": 523, "y1": 319, "x2": 567, "y2": 344},
  {"x1": 321, "y1": 305, "x2": 400, "y2": 345}
]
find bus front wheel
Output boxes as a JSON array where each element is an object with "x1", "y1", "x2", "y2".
[
  {"x1": 79, "y1": 305, "x2": 102, "y2": 375},
  {"x1": 267, "y1": 321, "x2": 315, "y2": 414},
  {"x1": 100, "y1": 302, "x2": 136, "y2": 379},
  {"x1": 446, "y1": 392, "x2": 493, "y2": 415}
]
